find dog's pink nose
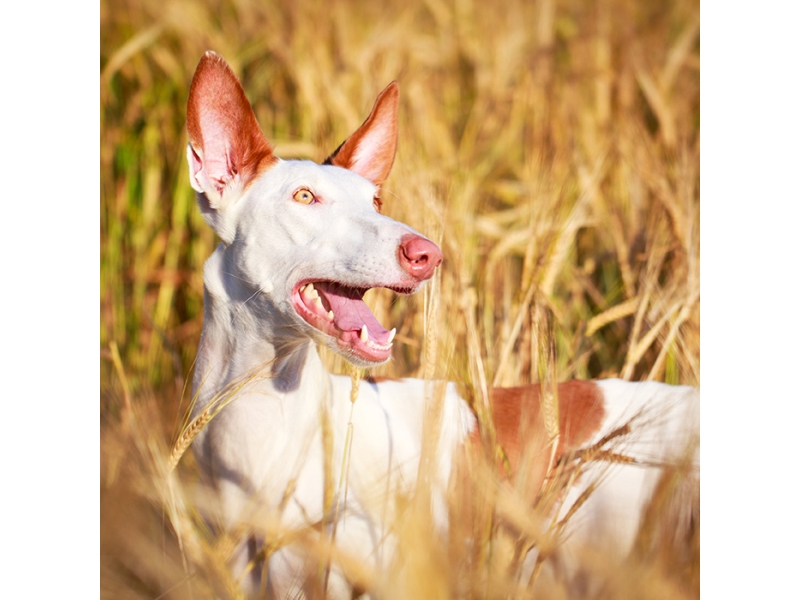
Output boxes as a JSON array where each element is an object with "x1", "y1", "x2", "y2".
[{"x1": 398, "y1": 234, "x2": 443, "y2": 281}]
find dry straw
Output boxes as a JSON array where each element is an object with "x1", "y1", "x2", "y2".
[{"x1": 101, "y1": 0, "x2": 700, "y2": 595}]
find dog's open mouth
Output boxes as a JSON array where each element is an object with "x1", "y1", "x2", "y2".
[{"x1": 292, "y1": 281, "x2": 412, "y2": 363}]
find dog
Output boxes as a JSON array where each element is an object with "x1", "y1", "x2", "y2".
[{"x1": 185, "y1": 51, "x2": 699, "y2": 598}]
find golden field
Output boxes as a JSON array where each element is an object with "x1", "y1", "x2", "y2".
[{"x1": 100, "y1": 0, "x2": 700, "y2": 597}]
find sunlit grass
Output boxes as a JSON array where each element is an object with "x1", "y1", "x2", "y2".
[{"x1": 101, "y1": 0, "x2": 699, "y2": 597}]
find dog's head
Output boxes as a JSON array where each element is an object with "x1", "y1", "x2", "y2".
[{"x1": 186, "y1": 51, "x2": 441, "y2": 366}]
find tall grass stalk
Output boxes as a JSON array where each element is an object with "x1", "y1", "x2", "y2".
[{"x1": 101, "y1": 0, "x2": 700, "y2": 596}]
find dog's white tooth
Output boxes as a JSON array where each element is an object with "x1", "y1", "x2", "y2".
[
  {"x1": 314, "y1": 296, "x2": 323, "y2": 310},
  {"x1": 360, "y1": 325, "x2": 369, "y2": 343},
  {"x1": 306, "y1": 282, "x2": 315, "y2": 292},
  {"x1": 387, "y1": 328, "x2": 396, "y2": 343},
  {"x1": 327, "y1": 310, "x2": 334, "y2": 321},
  {"x1": 299, "y1": 284, "x2": 306, "y2": 292},
  {"x1": 307, "y1": 288, "x2": 319, "y2": 300}
]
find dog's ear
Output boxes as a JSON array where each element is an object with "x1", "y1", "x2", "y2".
[
  {"x1": 186, "y1": 51, "x2": 275, "y2": 241},
  {"x1": 324, "y1": 82, "x2": 399, "y2": 188}
]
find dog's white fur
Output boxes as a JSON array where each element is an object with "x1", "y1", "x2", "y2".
[{"x1": 185, "y1": 51, "x2": 699, "y2": 598}]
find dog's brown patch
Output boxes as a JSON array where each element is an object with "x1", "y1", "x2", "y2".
[{"x1": 469, "y1": 381, "x2": 606, "y2": 489}]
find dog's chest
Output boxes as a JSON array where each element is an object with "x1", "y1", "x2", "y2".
[{"x1": 199, "y1": 374, "x2": 476, "y2": 534}]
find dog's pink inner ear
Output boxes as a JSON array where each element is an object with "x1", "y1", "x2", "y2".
[
  {"x1": 324, "y1": 81, "x2": 399, "y2": 188},
  {"x1": 186, "y1": 51, "x2": 275, "y2": 196}
]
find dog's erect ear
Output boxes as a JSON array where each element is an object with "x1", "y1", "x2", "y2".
[
  {"x1": 324, "y1": 82, "x2": 399, "y2": 188},
  {"x1": 186, "y1": 51, "x2": 275, "y2": 238}
]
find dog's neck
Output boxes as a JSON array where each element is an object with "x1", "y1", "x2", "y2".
[{"x1": 191, "y1": 243, "x2": 331, "y2": 417}]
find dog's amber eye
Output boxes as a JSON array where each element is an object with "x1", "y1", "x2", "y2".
[{"x1": 293, "y1": 188, "x2": 316, "y2": 205}]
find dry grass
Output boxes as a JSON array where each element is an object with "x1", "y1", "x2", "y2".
[{"x1": 100, "y1": 0, "x2": 700, "y2": 597}]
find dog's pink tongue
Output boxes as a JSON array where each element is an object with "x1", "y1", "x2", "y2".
[{"x1": 317, "y1": 283, "x2": 389, "y2": 339}]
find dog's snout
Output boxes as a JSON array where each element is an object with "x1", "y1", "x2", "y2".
[{"x1": 398, "y1": 234, "x2": 443, "y2": 281}]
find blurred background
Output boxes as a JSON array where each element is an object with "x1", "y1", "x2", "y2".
[{"x1": 100, "y1": 0, "x2": 699, "y2": 596}]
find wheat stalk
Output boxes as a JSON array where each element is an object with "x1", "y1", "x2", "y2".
[{"x1": 168, "y1": 366, "x2": 274, "y2": 473}]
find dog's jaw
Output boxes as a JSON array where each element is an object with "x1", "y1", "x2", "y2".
[{"x1": 290, "y1": 280, "x2": 418, "y2": 365}]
